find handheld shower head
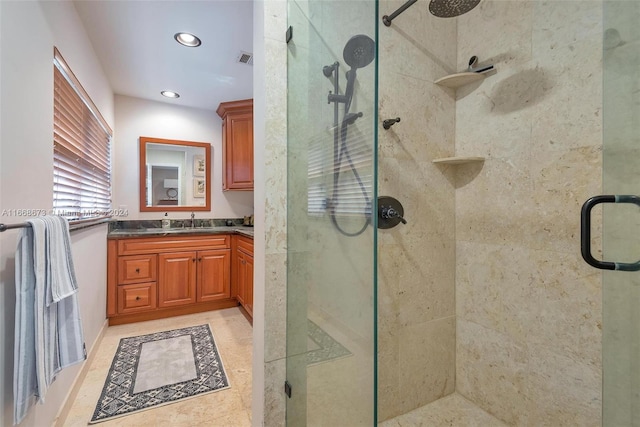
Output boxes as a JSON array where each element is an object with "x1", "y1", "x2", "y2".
[
  {"x1": 343, "y1": 35, "x2": 375, "y2": 69},
  {"x1": 340, "y1": 35, "x2": 375, "y2": 112}
]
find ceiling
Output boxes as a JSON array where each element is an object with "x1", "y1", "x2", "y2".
[{"x1": 74, "y1": 0, "x2": 254, "y2": 112}]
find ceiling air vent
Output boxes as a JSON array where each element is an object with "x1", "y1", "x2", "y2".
[{"x1": 237, "y1": 51, "x2": 253, "y2": 65}]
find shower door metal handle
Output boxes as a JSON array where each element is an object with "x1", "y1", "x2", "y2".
[{"x1": 580, "y1": 195, "x2": 640, "y2": 271}]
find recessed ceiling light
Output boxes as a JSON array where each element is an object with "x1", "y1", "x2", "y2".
[
  {"x1": 161, "y1": 91, "x2": 180, "y2": 99},
  {"x1": 174, "y1": 32, "x2": 201, "y2": 47}
]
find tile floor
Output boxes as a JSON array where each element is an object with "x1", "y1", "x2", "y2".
[
  {"x1": 64, "y1": 308, "x2": 505, "y2": 427},
  {"x1": 379, "y1": 393, "x2": 507, "y2": 427},
  {"x1": 62, "y1": 308, "x2": 252, "y2": 426}
]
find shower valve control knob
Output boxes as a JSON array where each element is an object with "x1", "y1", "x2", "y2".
[
  {"x1": 378, "y1": 196, "x2": 407, "y2": 229},
  {"x1": 382, "y1": 206, "x2": 407, "y2": 224}
]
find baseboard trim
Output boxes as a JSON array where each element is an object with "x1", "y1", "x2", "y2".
[
  {"x1": 107, "y1": 299, "x2": 239, "y2": 325},
  {"x1": 52, "y1": 319, "x2": 109, "y2": 427}
]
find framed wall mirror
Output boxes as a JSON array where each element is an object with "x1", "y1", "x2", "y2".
[{"x1": 139, "y1": 136, "x2": 211, "y2": 212}]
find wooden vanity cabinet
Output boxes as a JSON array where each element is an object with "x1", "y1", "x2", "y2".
[
  {"x1": 158, "y1": 251, "x2": 197, "y2": 307},
  {"x1": 157, "y1": 249, "x2": 231, "y2": 307},
  {"x1": 232, "y1": 235, "x2": 254, "y2": 319},
  {"x1": 107, "y1": 235, "x2": 235, "y2": 325},
  {"x1": 216, "y1": 99, "x2": 253, "y2": 191},
  {"x1": 197, "y1": 249, "x2": 231, "y2": 302}
]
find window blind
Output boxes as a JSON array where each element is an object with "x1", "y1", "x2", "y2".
[
  {"x1": 307, "y1": 126, "x2": 373, "y2": 217},
  {"x1": 53, "y1": 48, "x2": 112, "y2": 223}
]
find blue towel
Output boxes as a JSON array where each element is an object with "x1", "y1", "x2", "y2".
[{"x1": 13, "y1": 216, "x2": 86, "y2": 425}]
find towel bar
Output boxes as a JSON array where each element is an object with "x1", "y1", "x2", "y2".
[{"x1": 0, "y1": 222, "x2": 31, "y2": 232}]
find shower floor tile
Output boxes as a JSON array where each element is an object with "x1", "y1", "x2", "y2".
[{"x1": 379, "y1": 393, "x2": 507, "y2": 427}]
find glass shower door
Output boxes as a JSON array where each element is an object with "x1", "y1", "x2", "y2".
[
  {"x1": 285, "y1": 0, "x2": 378, "y2": 425},
  {"x1": 601, "y1": 0, "x2": 640, "y2": 424}
]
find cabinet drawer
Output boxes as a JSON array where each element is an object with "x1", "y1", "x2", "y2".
[
  {"x1": 118, "y1": 235, "x2": 230, "y2": 255},
  {"x1": 118, "y1": 283, "x2": 157, "y2": 314},
  {"x1": 118, "y1": 255, "x2": 157, "y2": 284},
  {"x1": 236, "y1": 235, "x2": 253, "y2": 255}
]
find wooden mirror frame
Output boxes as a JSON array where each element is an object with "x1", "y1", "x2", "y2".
[{"x1": 139, "y1": 136, "x2": 211, "y2": 212}]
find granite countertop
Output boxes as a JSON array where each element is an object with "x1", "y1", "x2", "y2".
[{"x1": 107, "y1": 220, "x2": 254, "y2": 239}]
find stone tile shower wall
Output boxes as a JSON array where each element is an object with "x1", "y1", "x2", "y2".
[
  {"x1": 455, "y1": 1, "x2": 603, "y2": 425},
  {"x1": 260, "y1": 1, "x2": 288, "y2": 426},
  {"x1": 377, "y1": 0, "x2": 458, "y2": 421}
]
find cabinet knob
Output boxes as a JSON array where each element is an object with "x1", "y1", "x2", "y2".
[
  {"x1": 192, "y1": 258, "x2": 196, "y2": 263},
  {"x1": 135, "y1": 296, "x2": 141, "y2": 301},
  {"x1": 242, "y1": 259, "x2": 246, "y2": 265},
  {"x1": 135, "y1": 268, "x2": 140, "y2": 273},
  {"x1": 198, "y1": 258, "x2": 202, "y2": 262}
]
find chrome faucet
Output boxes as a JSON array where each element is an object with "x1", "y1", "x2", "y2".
[{"x1": 190, "y1": 212, "x2": 195, "y2": 228}]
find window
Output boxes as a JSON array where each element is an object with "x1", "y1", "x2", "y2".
[{"x1": 53, "y1": 48, "x2": 112, "y2": 224}]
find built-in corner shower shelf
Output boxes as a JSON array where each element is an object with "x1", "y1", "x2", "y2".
[
  {"x1": 432, "y1": 156, "x2": 485, "y2": 165},
  {"x1": 434, "y1": 72, "x2": 486, "y2": 89}
]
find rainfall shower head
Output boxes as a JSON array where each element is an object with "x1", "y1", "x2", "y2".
[
  {"x1": 383, "y1": 0, "x2": 481, "y2": 26},
  {"x1": 343, "y1": 35, "x2": 375, "y2": 69},
  {"x1": 429, "y1": 0, "x2": 481, "y2": 18}
]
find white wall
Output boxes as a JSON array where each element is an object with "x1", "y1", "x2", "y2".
[
  {"x1": 0, "y1": 1, "x2": 112, "y2": 425},
  {"x1": 113, "y1": 95, "x2": 254, "y2": 220}
]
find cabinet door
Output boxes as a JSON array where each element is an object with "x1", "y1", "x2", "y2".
[
  {"x1": 158, "y1": 251, "x2": 196, "y2": 307},
  {"x1": 197, "y1": 249, "x2": 231, "y2": 302},
  {"x1": 235, "y1": 250, "x2": 247, "y2": 306},
  {"x1": 221, "y1": 119, "x2": 228, "y2": 189},
  {"x1": 243, "y1": 252, "x2": 254, "y2": 317},
  {"x1": 225, "y1": 112, "x2": 253, "y2": 190}
]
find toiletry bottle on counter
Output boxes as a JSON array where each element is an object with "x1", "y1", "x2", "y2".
[{"x1": 162, "y1": 213, "x2": 170, "y2": 229}]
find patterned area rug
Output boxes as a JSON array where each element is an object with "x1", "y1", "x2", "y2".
[
  {"x1": 90, "y1": 324, "x2": 229, "y2": 424},
  {"x1": 306, "y1": 320, "x2": 351, "y2": 366}
]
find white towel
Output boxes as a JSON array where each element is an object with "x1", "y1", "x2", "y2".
[
  {"x1": 43, "y1": 216, "x2": 78, "y2": 304},
  {"x1": 13, "y1": 224, "x2": 38, "y2": 425},
  {"x1": 13, "y1": 216, "x2": 86, "y2": 425}
]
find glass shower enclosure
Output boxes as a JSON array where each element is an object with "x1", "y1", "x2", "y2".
[
  {"x1": 285, "y1": 0, "x2": 378, "y2": 425},
  {"x1": 602, "y1": 0, "x2": 640, "y2": 425},
  {"x1": 283, "y1": 0, "x2": 640, "y2": 425}
]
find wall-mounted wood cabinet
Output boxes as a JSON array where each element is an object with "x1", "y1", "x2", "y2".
[
  {"x1": 107, "y1": 234, "x2": 235, "y2": 325},
  {"x1": 216, "y1": 99, "x2": 253, "y2": 191}
]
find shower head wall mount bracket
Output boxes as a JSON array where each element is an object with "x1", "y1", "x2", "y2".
[{"x1": 382, "y1": 0, "x2": 417, "y2": 26}]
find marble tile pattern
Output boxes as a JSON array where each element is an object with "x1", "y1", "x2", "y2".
[
  {"x1": 379, "y1": 392, "x2": 508, "y2": 427},
  {"x1": 377, "y1": 0, "x2": 458, "y2": 422},
  {"x1": 108, "y1": 218, "x2": 245, "y2": 230},
  {"x1": 61, "y1": 308, "x2": 252, "y2": 427},
  {"x1": 455, "y1": 1, "x2": 603, "y2": 424}
]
